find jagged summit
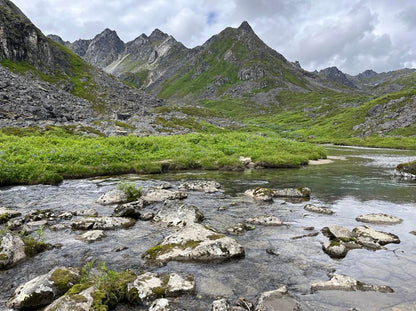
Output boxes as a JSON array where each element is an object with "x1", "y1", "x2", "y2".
[
  {"x1": 149, "y1": 28, "x2": 169, "y2": 42},
  {"x1": 319, "y1": 66, "x2": 356, "y2": 88},
  {"x1": 238, "y1": 21, "x2": 254, "y2": 33}
]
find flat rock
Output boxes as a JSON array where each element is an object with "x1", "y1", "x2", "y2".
[
  {"x1": 322, "y1": 225, "x2": 353, "y2": 240},
  {"x1": 245, "y1": 216, "x2": 283, "y2": 226},
  {"x1": 71, "y1": 216, "x2": 135, "y2": 230},
  {"x1": 143, "y1": 223, "x2": 244, "y2": 264},
  {"x1": 356, "y1": 213, "x2": 403, "y2": 225},
  {"x1": 311, "y1": 273, "x2": 393, "y2": 293},
  {"x1": 322, "y1": 241, "x2": 348, "y2": 259},
  {"x1": 43, "y1": 286, "x2": 95, "y2": 311},
  {"x1": 255, "y1": 286, "x2": 301, "y2": 311},
  {"x1": 96, "y1": 188, "x2": 128, "y2": 205},
  {"x1": 113, "y1": 199, "x2": 146, "y2": 219},
  {"x1": 244, "y1": 188, "x2": 274, "y2": 202},
  {"x1": 142, "y1": 189, "x2": 187, "y2": 203},
  {"x1": 7, "y1": 266, "x2": 80, "y2": 309},
  {"x1": 0, "y1": 232, "x2": 26, "y2": 270},
  {"x1": 154, "y1": 203, "x2": 204, "y2": 227},
  {"x1": 127, "y1": 272, "x2": 195, "y2": 305},
  {"x1": 304, "y1": 204, "x2": 334, "y2": 215},
  {"x1": 0, "y1": 207, "x2": 22, "y2": 224},
  {"x1": 76, "y1": 230, "x2": 106, "y2": 243},
  {"x1": 212, "y1": 298, "x2": 230, "y2": 311},
  {"x1": 179, "y1": 180, "x2": 221, "y2": 193},
  {"x1": 352, "y1": 225, "x2": 400, "y2": 245},
  {"x1": 149, "y1": 298, "x2": 170, "y2": 311}
]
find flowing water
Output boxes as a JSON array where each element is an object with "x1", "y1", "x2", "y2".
[{"x1": 1, "y1": 145, "x2": 416, "y2": 310}]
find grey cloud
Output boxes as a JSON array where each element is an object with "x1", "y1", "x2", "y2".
[{"x1": 398, "y1": 6, "x2": 416, "y2": 29}]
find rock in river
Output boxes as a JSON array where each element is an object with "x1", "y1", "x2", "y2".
[
  {"x1": 179, "y1": 180, "x2": 221, "y2": 193},
  {"x1": 7, "y1": 266, "x2": 80, "y2": 309},
  {"x1": 355, "y1": 213, "x2": 403, "y2": 225},
  {"x1": 142, "y1": 189, "x2": 187, "y2": 203},
  {"x1": 153, "y1": 202, "x2": 204, "y2": 227},
  {"x1": 76, "y1": 230, "x2": 106, "y2": 243},
  {"x1": 245, "y1": 187, "x2": 311, "y2": 201},
  {"x1": 245, "y1": 215, "x2": 283, "y2": 226},
  {"x1": 304, "y1": 204, "x2": 334, "y2": 215},
  {"x1": 0, "y1": 206, "x2": 21, "y2": 224},
  {"x1": 71, "y1": 216, "x2": 135, "y2": 230},
  {"x1": 113, "y1": 199, "x2": 147, "y2": 219},
  {"x1": 244, "y1": 188, "x2": 274, "y2": 202},
  {"x1": 352, "y1": 225, "x2": 400, "y2": 245},
  {"x1": 322, "y1": 240, "x2": 348, "y2": 259},
  {"x1": 44, "y1": 286, "x2": 95, "y2": 311},
  {"x1": 0, "y1": 232, "x2": 26, "y2": 270},
  {"x1": 143, "y1": 223, "x2": 245, "y2": 264},
  {"x1": 255, "y1": 286, "x2": 301, "y2": 311},
  {"x1": 96, "y1": 189, "x2": 128, "y2": 205},
  {"x1": 311, "y1": 273, "x2": 393, "y2": 293}
]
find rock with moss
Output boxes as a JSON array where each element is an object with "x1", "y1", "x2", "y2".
[
  {"x1": 355, "y1": 213, "x2": 403, "y2": 225},
  {"x1": 75, "y1": 208, "x2": 98, "y2": 217},
  {"x1": 7, "y1": 266, "x2": 80, "y2": 310},
  {"x1": 0, "y1": 232, "x2": 26, "y2": 270},
  {"x1": 245, "y1": 216, "x2": 283, "y2": 226},
  {"x1": 143, "y1": 223, "x2": 244, "y2": 264},
  {"x1": 96, "y1": 189, "x2": 128, "y2": 205},
  {"x1": 352, "y1": 225, "x2": 400, "y2": 245},
  {"x1": 127, "y1": 272, "x2": 195, "y2": 305},
  {"x1": 76, "y1": 230, "x2": 106, "y2": 243},
  {"x1": 304, "y1": 204, "x2": 334, "y2": 215},
  {"x1": 113, "y1": 199, "x2": 146, "y2": 219},
  {"x1": 43, "y1": 286, "x2": 95, "y2": 311},
  {"x1": 322, "y1": 240, "x2": 348, "y2": 259},
  {"x1": 141, "y1": 189, "x2": 187, "y2": 203},
  {"x1": 311, "y1": 273, "x2": 393, "y2": 293},
  {"x1": 71, "y1": 216, "x2": 135, "y2": 230},
  {"x1": 153, "y1": 202, "x2": 204, "y2": 227},
  {"x1": 273, "y1": 187, "x2": 311, "y2": 198},
  {"x1": 179, "y1": 180, "x2": 221, "y2": 193},
  {"x1": 255, "y1": 286, "x2": 301, "y2": 311},
  {"x1": 0, "y1": 207, "x2": 21, "y2": 224},
  {"x1": 244, "y1": 188, "x2": 274, "y2": 202}
]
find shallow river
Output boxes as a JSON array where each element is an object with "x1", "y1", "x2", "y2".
[{"x1": 1, "y1": 145, "x2": 416, "y2": 310}]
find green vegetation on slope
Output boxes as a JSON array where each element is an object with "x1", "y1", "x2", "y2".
[{"x1": 0, "y1": 129, "x2": 326, "y2": 186}]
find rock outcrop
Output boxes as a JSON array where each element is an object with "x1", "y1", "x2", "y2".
[{"x1": 0, "y1": 232, "x2": 26, "y2": 269}]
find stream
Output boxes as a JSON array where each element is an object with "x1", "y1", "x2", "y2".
[{"x1": 1, "y1": 145, "x2": 416, "y2": 310}]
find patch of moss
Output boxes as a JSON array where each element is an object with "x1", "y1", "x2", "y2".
[
  {"x1": 66, "y1": 283, "x2": 92, "y2": 296},
  {"x1": 207, "y1": 234, "x2": 225, "y2": 240},
  {"x1": 144, "y1": 240, "x2": 201, "y2": 261},
  {"x1": 22, "y1": 236, "x2": 48, "y2": 257},
  {"x1": 151, "y1": 286, "x2": 166, "y2": 297},
  {"x1": 114, "y1": 121, "x2": 136, "y2": 130},
  {"x1": 50, "y1": 268, "x2": 81, "y2": 292},
  {"x1": 0, "y1": 253, "x2": 9, "y2": 261},
  {"x1": 253, "y1": 187, "x2": 274, "y2": 196},
  {"x1": 0, "y1": 213, "x2": 10, "y2": 224}
]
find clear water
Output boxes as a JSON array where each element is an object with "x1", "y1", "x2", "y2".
[{"x1": 1, "y1": 145, "x2": 415, "y2": 310}]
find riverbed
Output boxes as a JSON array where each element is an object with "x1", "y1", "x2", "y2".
[{"x1": 1, "y1": 145, "x2": 416, "y2": 310}]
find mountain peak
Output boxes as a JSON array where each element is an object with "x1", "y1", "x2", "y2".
[
  {"x1": 238, "y1": 21, "x2": 254, "y2": 33},
  {"x1": 149, "y1": 28, "x2": 169, "y2": 42}
]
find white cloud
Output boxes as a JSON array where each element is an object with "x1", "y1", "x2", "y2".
[{"x1": 11, "y1": 0, "x2": 416, "y2": 74}]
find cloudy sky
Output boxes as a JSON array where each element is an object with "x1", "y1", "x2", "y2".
[{"x1": 13, "y1": 0, "x2": 416, "y2": 75}]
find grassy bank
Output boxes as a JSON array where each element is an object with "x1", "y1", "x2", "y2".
[{"x1": 0, "y1": 130, "x2": 326, "y2": 186}]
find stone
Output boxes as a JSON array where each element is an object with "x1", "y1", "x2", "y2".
[
  {"x1": 311, "y1": 273, "x2": 393, "y2": 293},
  {"x1": 245, "y1": 216, "x2": 283, "y2": 226},
  {"x1": 244, "y1": 188, "x2": 274, "y2": 202},
  {"x1": 212, "y1": 299, "x2": 231, "y2": 311},
  {"x1": 76, "y1": 230, "x2": 106, "y2": 243},
  {"x1": 154, "y1": 203, "x2": 204, "y2": 227},
  {"x1": 113, "y1": 199, "x2": 146, "y2": 219},
  {"x1": 322, "y1": 225, "x2": 353, "y2": 240},
  {"x1": 58, "y1": 212, "x2": 73, "y2": 219},
  {"x1": 96, "y1": 189, "x2": 128, "y2": 205},
  {"x1": 227, "y1": 223, "x2": 255, "y2": 235},
  {"x1": 179, "y1": 180, "x2": 221, "y2": 193},
  {"x1": 143, "y1": 223, "x2": 245, "y2": 264},
  {"x1": 322, "y1": 241, "x2": 348, "y2": 259},
  {"x1": 352, "y1": 225, "x2": 400, "y2": 245},
  {"x1": 23, "y1": 220, "x2": 48, "y2": 233},
  {"x1": 7, "y1": 266, "x2": 80, "y2": 309},
  {"x1": 273, "y1": 187, "x2": 311, "y2": 198},
  {"x1": 139, "y1": 212, "x2": 155, "y2": 221},
  {"x1": 0, "y1": 232, "x2": 26, "y2": 270},
  {"x1": 255, "y1": 286, "x2": 301, "y2": 311},
  {"x1": 410, "y1": 231, "x2": 416, "y2": 236},
  {"x1": 0, "y1": 207, "x2": 21, "y2": 224},
  {"x1": 355, "y1": 213, "x2": 403, "y2": 225},
  {"x1": 239, "y1": 156, "x2": 255, "y2": 168},
  {"x1": 74, "y1": 209, "x2": 98, "y2": 217},
  {"x1": 304, "y1": 204, "x2": 334, "y2": 215},
  {"x1": 165, "y1": 273, "x2": 195, "y2": 297},
  {"x1": 149, "y1": 298, "x2": 170, "y2": 311},
  {"x1": 142, "y1": 189, "x2": 187, "y2": 203},
  {"x1": 7, "y1": 218, "x2": 25, "y2": 230},
  {"x1": 71, "y1": 216, "x2": 135, "y2": 230},
  {"x1": 43, "y1": 286, "x2": 95, "y2": 311}
]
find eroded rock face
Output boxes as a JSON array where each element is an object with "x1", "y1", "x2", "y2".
[
  {"x1": 7, "y1": 266, "x2": 80, "y2": 309},
  {"x1": 142, "y1": 189, "x2": 187, "y2": 203},
  {"x1": 355, "y1": 213, "x2": 403, "y2": 225},
  {"x1": 179, "y1": 181, "x2": 221, "y2": 193},
  {"x1": 143, "y1": 223, "x2": 244, "y2": 264},
  {"x1": 245, "y1": 216, "x2": 283, "y2": 226},
  {"x1": 153, "y1": 203, "x2": 204, "y2": 227},
  {"x1": 71, "y1": 216, "x2": 135, "y2": 230},
  {"x1": 43, "y1": 286, "x2": 95, "y2": 311},
  {"x1": 311, "y1": 273, "x2": 393, "y2": 293},
  {"x1": 304, "y1": 204, "x2": 334, "y2": 215},
  {"x1": 0, "y1": 232, "x2": 26, "y2": 270},
  {"x1": 352, "y1": 225, "x2": 400, "y2": 245},
  {"x1": 96, "y1": 189, "x2": 128, "y2": 205},
  {"x1": 255, "y1": 286, "x2": 301, "y2": 311},
  {"x1": 127, "y1": 272, "x2": 195, "y2": 304}
]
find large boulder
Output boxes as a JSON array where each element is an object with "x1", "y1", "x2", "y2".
[
  {"x1": 179, "y1": 181, "x2": 221, "y2": 193},
  {"x1": 71, "y1": 216, "x2": 135, "y2": 230},
  {"x1": 127, "y1": 272, "x2": 195, "y2": 305},
  {"x1": 153, "y1": 203, "x2": 204, "y2": 227},
  {"x1": 355, "y1": 213, "x2": 403, "y2": 225},
  {"x1": 0, "y1": 232, "x2": 26, "y2": 270},
  {"x1": 255, "y1": 286, "x2": 301, "y2": 311},
  {"x1": 96, "y1": 189, "x2": 128, "y2": 205},
  {"x1": 43, "y1": 286, "x2": 95, "y2": 311},
  {"x1": 311, "y1": 273, "x2": 393, "y2": 293},
  {"x1": 143, "y1": 224, "x2": 245, "y2": 264},
  {"x1": 7, "y1": 266, "x2": 80, "y2": 310},
  {"x1": 352, "y1": 225, "x2": 400, "y2": 246},
  {"x1": 142, "y1": 189, "x2": 187, "y2": 203}
]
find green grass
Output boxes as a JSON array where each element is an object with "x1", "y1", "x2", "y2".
[{"x1": 0, "y1": 130, "x2": 325, "y2": 185}]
